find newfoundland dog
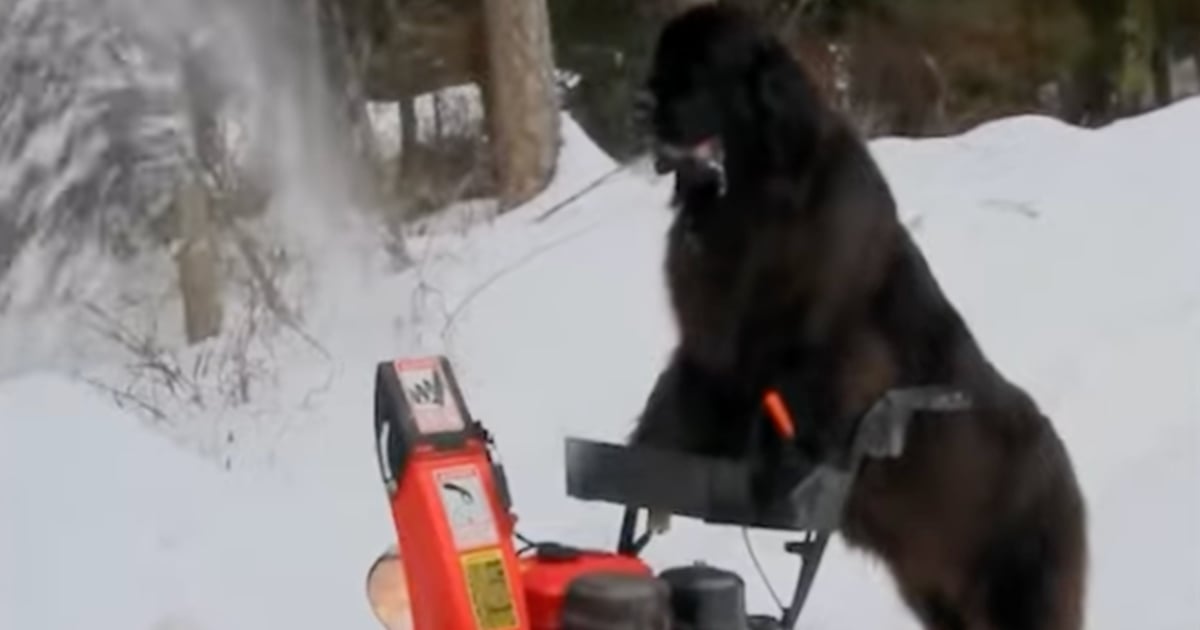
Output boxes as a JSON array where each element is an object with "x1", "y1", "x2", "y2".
[{"x1": 629, "y1": 6, "x2": 1087, "y2": 630}]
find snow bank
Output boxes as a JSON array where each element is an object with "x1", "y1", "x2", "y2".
[
  {"x1": 0, "y1": 372, "x2": 394, "y2": 630},
  {"x1": 3, "y1": 98, "x2": 1199, "y2": 629}
]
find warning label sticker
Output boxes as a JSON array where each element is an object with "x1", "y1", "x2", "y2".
[
  {"x1": 460, "y1": 549, "x2": 518, "y2": 630},
  {"x1": 435, "y1": 465, "x2": 500, "y2": 551},
  {"x1": 393, "y1": 357, "x2": 466, "y2": 435}
]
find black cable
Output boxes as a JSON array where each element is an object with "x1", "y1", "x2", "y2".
[
  {"x1": 514, "y1": 529, "x2": 539, "y2": 556},
  {"x1": 742, "y1": 527, "x2": 785, "y2": 613},
  {"x1": 533, "y1": 163, "x2": 630, "y2": 223}
]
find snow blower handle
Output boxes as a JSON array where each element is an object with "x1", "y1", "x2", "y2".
[
  {"x1": 565, "y1": 387, "x2": 971, "y2": 534},
  {"x1": 564, "y1": 385, "x2": 972, "y2": 630}
]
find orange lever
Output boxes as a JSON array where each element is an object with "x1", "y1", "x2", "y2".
[{"x1": 762, "y1": 389, "x2": 797, "y2": 440}]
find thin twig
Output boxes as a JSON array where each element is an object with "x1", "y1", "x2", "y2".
[
  {"x1": 440, "y1": 159, "x2": 647, "y2": 337},
  {"x1": 980, "y1": 199, "x2": 1041, "y2": 219},
  {"x1": 79, "y1": 375, "x2": 168, "y2": 423},
  {"x1": 533, "y1": 163, "x2": 629, "y2": 223},
  {"x1": 440, "y1": 216, "x2": 615, "y2": 340}
]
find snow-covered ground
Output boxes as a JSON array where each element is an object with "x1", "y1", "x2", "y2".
[{"x1": 3, "y1": 98, "x2": 1199, "y2": 629}]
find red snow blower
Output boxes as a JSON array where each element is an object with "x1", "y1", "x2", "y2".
[{"x1": 366, "y1": 355, "x2": 969, "y2": 629}]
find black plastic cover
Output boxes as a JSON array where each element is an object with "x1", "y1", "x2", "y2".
[
  {"x1": 659, "y1": 564, "x2": 750, "y2": 630},
  {"x1": 373, "y1": 356, "x2": 481, "y2": 494},
  {"x1": 561, "y1": 572, "x2": 672, "y2": 630}
]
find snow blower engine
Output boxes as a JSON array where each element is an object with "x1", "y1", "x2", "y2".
[{"x1": 368, "y1": 355, "x2": 970, "y2": 629}]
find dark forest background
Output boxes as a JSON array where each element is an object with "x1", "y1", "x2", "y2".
[
  {"x1": 333, "y1": 0, "x2": 1199, "y2": 205},
  {"x1": 544, "y1": 0, "x2": 1200, "y2": 159}
]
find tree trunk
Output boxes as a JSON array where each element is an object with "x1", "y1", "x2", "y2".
[
  {"x1": 398, "y1": 96, "x2": 417, "y2": 175},
  {"x1": 1195, "y1": 50, "x2": 1200, "y2": 93},
  {"x1": 1066, "y1": 0, "x2": 1125, "y2": 125},
  {"x1": 178, "y1": 45, "x2": 224, "y2": 344},
  {"x1": 315, "y1": 0, "x2": 380, "y2": 176},
  {"x1": 350, "y1": 0, "x2": 487, "y2": 101},
  {"x1": 175, "y1": 179, "x2": 223, "y2": 344},
  {"x1": 396, "y1": 95, "x2": 418, "y2": 204},
  {"x1": 1150, "y1": 44, "x2": 1172, "y2": 104},
  {"x1": 481, "y1": 0, "x2": 561, "y2": 209}
]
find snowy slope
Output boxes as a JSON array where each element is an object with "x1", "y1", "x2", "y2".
[{"x1": 3, "y1": 100, "x2": 1200, "y2": 630}]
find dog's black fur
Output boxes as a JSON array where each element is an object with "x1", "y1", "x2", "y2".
[{"x1": 630, "y1": 6, "x2": 1087, "y2": 630}]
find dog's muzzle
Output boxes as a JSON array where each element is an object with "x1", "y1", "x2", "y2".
[
  {"x1": 654, "y1": 137, "x2": 727, "y2": 198},
  {"x1": 633, "y1": 91, "x2": 727, "y2": 196},
  {"x1": 653, "y1": 137, "x2": 720, "y2": 173}
]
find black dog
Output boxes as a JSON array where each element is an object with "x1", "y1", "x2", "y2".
[{"x1": 629, "y1": 6, "x2": 1087, "y2": 630}]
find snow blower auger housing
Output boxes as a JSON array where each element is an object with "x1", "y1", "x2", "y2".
[{"x1": 369, "y1": 355, "x2": 971, "y2": 629}]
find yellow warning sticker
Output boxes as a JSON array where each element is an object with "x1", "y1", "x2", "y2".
[{"x1": 460, "y1": 548, "x2": 518, "y2": 629}]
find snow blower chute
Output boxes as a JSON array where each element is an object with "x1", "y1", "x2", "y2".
[{"x1": 367, "y1": 355, "x2": 970, "y2": 629}]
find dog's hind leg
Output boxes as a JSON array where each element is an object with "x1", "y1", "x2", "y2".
[{"x1": 966, "y1": 524, "x2": 1086, "y2": 630}]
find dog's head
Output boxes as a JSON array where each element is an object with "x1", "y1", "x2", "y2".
[{"x1": 637, "y1": 5, "x2": 826, "y2": 187}]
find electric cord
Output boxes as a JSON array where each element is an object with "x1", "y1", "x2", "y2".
[
  {"x1": 742, "y1": 527, "x2": 786, "y2": 614},
  {"x1": 514, "y1": 529, "x2": 540, "y2": 556}
]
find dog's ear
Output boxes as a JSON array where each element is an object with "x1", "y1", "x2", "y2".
[{"x1": 750, "y1": 39, "x2": 823, "y2": 168}]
